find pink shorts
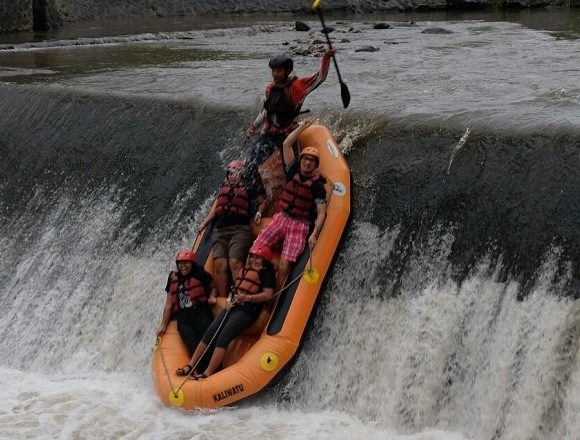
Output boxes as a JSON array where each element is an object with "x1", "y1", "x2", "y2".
[{"x1": 254, "y1": 212, "x2": 310, "y2": 262}]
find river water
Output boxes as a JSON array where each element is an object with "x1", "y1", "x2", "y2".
[{"x1": 1, "y1": 9, "x2": 579, "y2": 440}]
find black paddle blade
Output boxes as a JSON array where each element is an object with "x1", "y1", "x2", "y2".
[{"x1": 340, "y1": 81, "x2": 351, "y2": 108}]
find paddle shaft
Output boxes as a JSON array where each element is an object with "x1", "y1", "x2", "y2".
[
  {"x1": 315, "y1": 6, "x2": 350, "y2": 108},
  {"x1": 316, "y1": 8, "x2": 345, "y2": 85}
]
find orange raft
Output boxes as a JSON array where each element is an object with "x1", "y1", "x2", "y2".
[{"x1": 152, "y1": 124, "x2": 351, "y2": 409}]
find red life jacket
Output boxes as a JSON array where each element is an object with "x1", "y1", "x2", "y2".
[
  {"x1": 234, "y1": 267, "x2": 262, "y2": 297},
  {"x1": 168, "y1": 271, "x2": 207, "y2": 315},
  {"x1": 214, "y1": 183, "x2": 250, "y2": 218},
  {"x1": 279, "y1": 172, "x2": 322, "y2": 220},
  {"x1": 263, "y1": 78, "x2": 301, "y2": 131}
]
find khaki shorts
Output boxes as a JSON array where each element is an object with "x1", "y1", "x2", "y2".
[{"x1": 212, "y1": 225, "x2": 255, "y2": 261}]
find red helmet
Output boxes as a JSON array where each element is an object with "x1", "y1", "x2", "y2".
[
  {"x1": 249, "y1": 244, "x2": 272, "y2": 262},
  {"x1": 299, "y1": 146, "x2": 320, "y2": 165},
  {"x1": 227, "y1": 160, "x2": 246, "y2": 174},
  {"x1": 175, "y1": 249, "x2": 197, "y2": 264}
]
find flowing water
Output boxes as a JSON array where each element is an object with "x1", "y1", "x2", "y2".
[{"x1": 1, "y1": 9, "x2": 579, "y2": 440}]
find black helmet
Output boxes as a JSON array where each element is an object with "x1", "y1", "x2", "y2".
[{"x1": 268, "y1": 53, "x2": 293, "y2": 73}]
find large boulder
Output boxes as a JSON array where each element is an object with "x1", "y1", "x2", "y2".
[
  {"x1": 295, "y1": 21, "x2": 311, "y2": 31},
  {"x1": 421, "y1": 27, "x2": 454, "y2": 34}
]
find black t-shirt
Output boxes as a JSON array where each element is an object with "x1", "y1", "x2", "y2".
[
  {"x1": 284, "y1": 159, "x2": 327, "y2": 208},
  {"x1": 258, "y1": 265, "x2": 276, "y2": 290},
  {"x1": 165, "y1": 267, "x2": 213, "y2": 309}
]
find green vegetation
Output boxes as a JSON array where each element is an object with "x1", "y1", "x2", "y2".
[
  {"x1": 489, "y1": 0, "x2": 506, "y2": 10},
  {"x1": 147, "y1": 0, "x2": 159, "y2": 15}
]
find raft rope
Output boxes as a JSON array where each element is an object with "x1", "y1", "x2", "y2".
[
  {"x1": 174, "y1": 263, "x2": 310, "y2": 392},
  {"x1": 161, "y1": 180, "x2": 336, "y2": 396},
  {"x1": 174, "y1": 271, "x2": 248, "y2": 388},
  {"x1": 175, "y1": 304, "x2": 233, "y2": 390},
  {"x1": 308, "y1": 243, "x2": 314, "y2": 274},
  {"x1": 158, "y1": 254, "x2": 315, "y2": 396},
  {"x1": 157, "y1": 337, "x2": 177, "y2": 394}
]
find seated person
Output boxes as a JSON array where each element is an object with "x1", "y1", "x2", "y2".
[
  {"x1": 197, "y1": 160, "x2": 266, "y2": 298},
  {"x1": 176, "y1": 244, "x2": 275, "y2": 379},
  {"x1": 253, "y1": 120, "x2": 327, "y2": 289},
  {"x1": 156, "y1": 250, "x2": 214, "y2": 361}
]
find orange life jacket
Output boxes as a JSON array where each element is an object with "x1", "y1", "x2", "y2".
[
  {"x1": 278, "y1": 172, "x2": 322, "y2": 220},
  {"x1": 234, "y1": 267, "x2": 262, "y2": 297},
  {"x1": 168, "y1": 271, "x2": 207, "y2": 315},
  {"x1": 214, "y1": 183, "x2": 250, "y2": 218}
]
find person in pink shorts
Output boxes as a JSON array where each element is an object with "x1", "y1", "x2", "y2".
[{"x1": 253, "y1": 120, "x2": 327, "y2": 289}]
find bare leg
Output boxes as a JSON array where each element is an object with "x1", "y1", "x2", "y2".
[
  {"x1": 276, "y1": 258, "x2": 292, "y2": 292},
  {"x1": 213, "y1": 258, "x2": 229, "y2": 297},
  {"x1": 182, "y1": 341, "x2": 208, "y2": 374},
  {"x1": 203, "y1": 347, "x2": 227, "y2": 377},
  {"x1": 229, "y1": 258, "x2": 244, "y2": 281}
]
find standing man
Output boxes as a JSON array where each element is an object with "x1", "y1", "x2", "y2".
[
  {"x1": 244, "y1": 50, "x2": 335, "y2": 192},
  {"x1": 197, "y1": 160, "x2": 266, "y2": 298},
  {"x1": 252, "y1": 120, "x2": 327, "y2": 290}
]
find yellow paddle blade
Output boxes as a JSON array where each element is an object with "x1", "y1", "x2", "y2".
[
  {"x1": 312, "y1": 0, "x2": 321, "y2": 10},
  {"x1": 169, "y1": 389, "x2": 185, "y2": 407}
]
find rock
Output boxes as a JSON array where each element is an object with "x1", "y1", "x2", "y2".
[
  {"x1": 346, "y1": 4, "x2": 362, "y2": 13},
  {"x1": 289, "y1": 44, "x2": 326, "y2": 57},
  {"x1": 312, "y1": 39, "x2": 325, "y2": 45},
  {"x1": 421, "y1": 27, "x2": 454, "y2": 34},
  {"x1": 396, "y1": 21, "x2": 417, "y2": 27},
  {"x1": 355, "y1": 46, "x2": 380, "y2": 52},
  {"x1": 295, "y1": 21, "x2": 310, "y2": 32},
  {"x1": 373, "y1": 23, "x2": 391, "y2": 29},
  {"x1": 340, "y1": 38, "x2": 350, "y2": 43},
  {"x1": 321, "y1": 26, "x2": 335, "y2": 34}
]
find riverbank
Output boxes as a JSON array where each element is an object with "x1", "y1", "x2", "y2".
[{"x1": 0, "y1": 0, "x2": 569, "y2": 33}]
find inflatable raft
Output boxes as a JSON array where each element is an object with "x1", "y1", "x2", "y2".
[{"x1": 152, "y1": 124, "x2": 351, "y2": 409}]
